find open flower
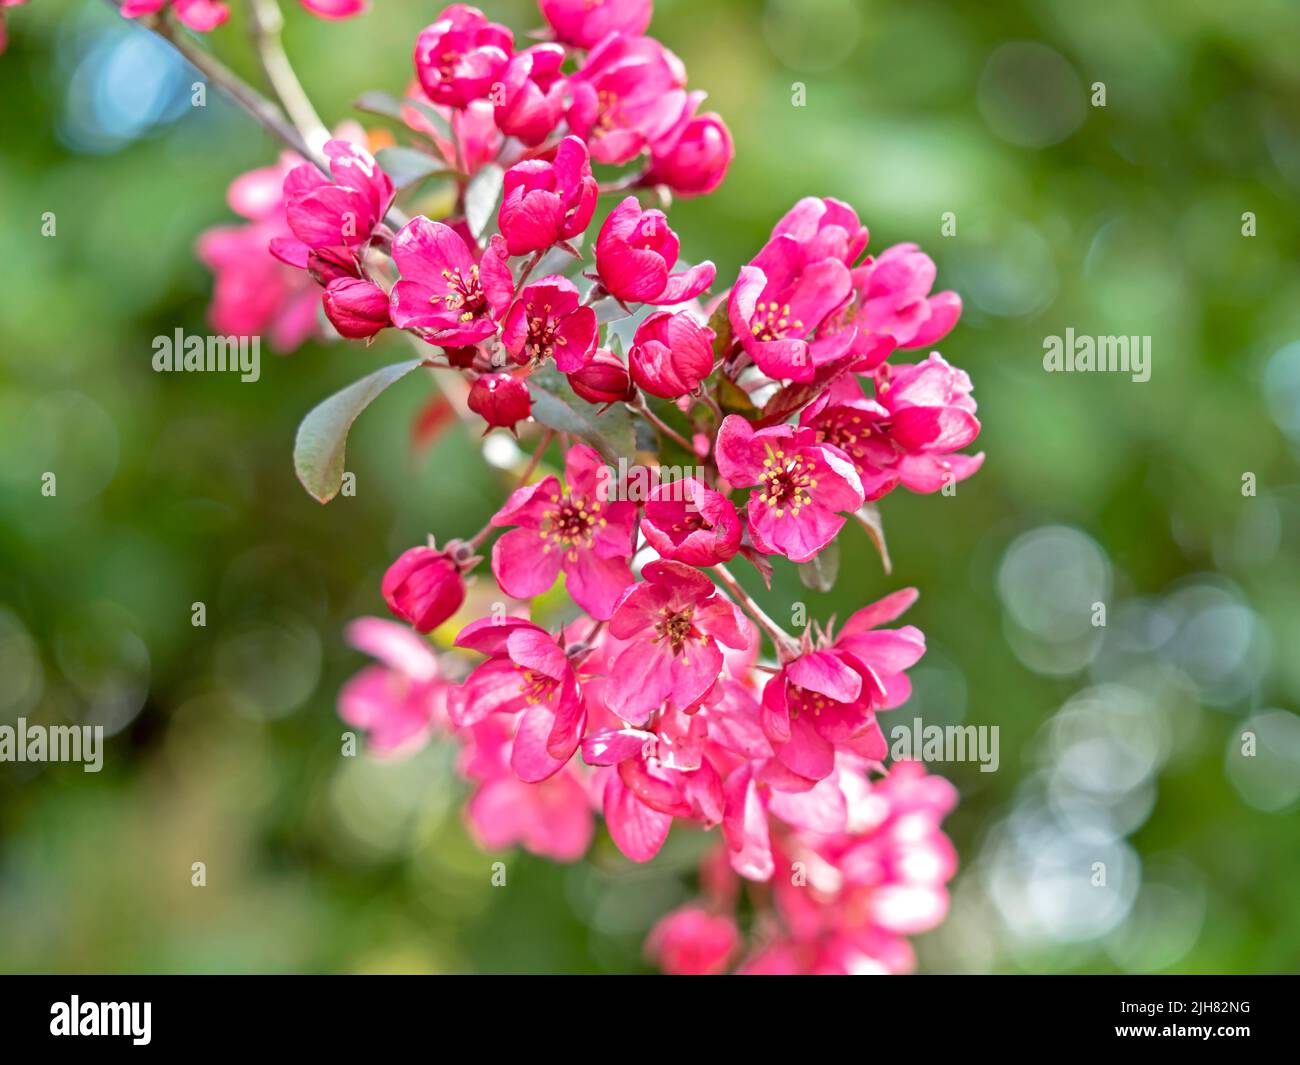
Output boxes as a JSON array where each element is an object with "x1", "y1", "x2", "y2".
[
  {"x1": 646, "y1": 906, "x2": 740, "y2": 975},
  {"x1": 640, "y1": 477, "x2": 742, "y2": 567},
  {"x1": 498, "y1": 135, "x2": 598, "y2": 256},
  {"x1": 389, "y1": 219, "x2": 513, "y2": 344},
  {"x1": 540, "y1": 0, "x2": 651, "y2": 49},
  {"x1": 120, "y1": 0, "x2": 229, "y2": 32},
  {"x1": 715, "y1": 414, "x2": 864, "y2": 563},
  {"x1": 501, "y1": 275, "x2": 598, "y2": 371},
  {"x1": 595, "y1": 197, "x2": 715, "y2": 306},
  {"x1": 337, "y1": 617, "x2": 449, "y2": 756},
  {"x1": 413, "y1": 4, "x2": 513, "y2": 109},
  {"x1": 604, "y1": 560, "x2": 750, "y2": 724},
  {"x1": 282, "y1": 139, "x2": 394, "y2": 251},
  {"x1": 490, "y1": 444, "x2": 637, "y2": 619},
  {"x1": 494, "y1": 44, "x2": 567, "y2": 147}
]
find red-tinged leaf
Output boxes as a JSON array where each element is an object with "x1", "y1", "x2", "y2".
[{"x1": 853, "y1": 501, "x2": 892, "y2": 575}]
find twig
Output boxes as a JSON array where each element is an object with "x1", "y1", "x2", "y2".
[
  {"x1": 629, "y1": 396, "x2": 695, "y2": 454},
  {"x1": 245, "y1": 0, "x2": 330, "y2": 152},
  {"x1": 711, "y1": 562, "x2": 801, "y2": 662}
]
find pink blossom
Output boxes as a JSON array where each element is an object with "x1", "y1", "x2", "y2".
[
  {"x1": 337, "y1": 616, "x2": 448, "y2": 755},
  {"x1": 604, "y1": 559, "x2": 750, "y2": 723},
  {"x1": 540, "y1": 0, "x2": 652, "y2": 50},
  {"x1": 628, "y1": 310, "x2": 715, "y2": 398},
  {"x1": 847, "y1": 243, "x2": 961, "y2": 351},
  {"x1": 594, "y1": 197, "x2": 715, "y2": 305},
  {"x1": 413, "y1": 4, "x2": 513, "y2": 109},
  {"x1": 567, "y1": 35, "x2": 690, "y2": 165},
  {"x1": 389, "y1": 218, "x2": 513, "y2": 344},
  {"x1": 498, "y1": 136, "x2": 598, "y2": 256},
  {"x1": 401, "y1": 83, "x2": 502, "y2": 175},
  {"x1": 451, "y1": 617, "x2": 585, "y2": 781},
  {"x1": 645, "y1": 110, "x2": 734, "y2": 198},
  {"x1": 489, "y1": 444, "x2": 637, "y2": 619},
  {"x1": 567, "y1": 347, "x2": 635, "y2": 406},
  {"x1": 640, "y1": 476, "x2": 741, "y2": 567},
  {"x1": 501, "y1": 275, "x2": 598, "y2": 372},
  {"x1": 120, "y1": 0, "x2": 228, "y2": 33},
  {"x1": 322, "y1": 277, "x2": 390, "y2": 339},
  {"x1": 299, "y1": 0, "x2": 367, "y2": 18},
  {"x1": 282, "y1": 139, "x2": 394, "y2": 251},
  {"x1": 714, "y1": 414, "x2": 864, "y2": 564},
  {"x1": 646, "y1": 906, "x2": 739, "y2": 975},
  {"x1": 382, "y1": 545, "x2": 466, "y2": 633},
  {"x1": 467, "y1": 372, "x2": 532, "y2": 434},
  {"x1": 494, "y1": 44, "x2": 567, "y2": 147}
]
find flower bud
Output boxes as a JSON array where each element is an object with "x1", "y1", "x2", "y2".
[
  {"x1": 567, "y1": 347, "x2": 635, "y2": 406},
  {"x1": 629, "y1": 310, "x2": 715, "y2": 399},
  {"x1": 323, "y1": 277, "x2": 390, "y2": 339},
  {"x1": 647, "y1": 112, "x2": 734, "y2": 197},
  {"x1": 468, "y1": 372, "x2": 531, "y2": 433},
  {"x1": 381, "y1": 546, "x2": 465, "y2": 633}
]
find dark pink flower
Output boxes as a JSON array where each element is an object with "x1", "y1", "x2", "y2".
[
  {"x1": 594, "y1": 197, "x2": 715, "y2": 306},
  {"x1": 451, "y1": 617, "x2": 585, "y2": 781},
  {"x1": 337, "y1": 617, "x2": 448, "y2": 755},
  {"x1": 283, "y1": 139, "x2": 394, "y2": 250},
  {"x1": 490, "y1": 444, "x2": 637, "y2": 619},
  {"x1": 645, "y1": 110, "x2": 734, "y2": 197},
  {"x1": 540, "y1": 0, "x2": 652, "y2": 50},
  {"x1": 628, "y1": 310, "x2": 715, "y2": 398},
  {"x1": 760, "y1": 589, "x2": 925, "y2": 780},
  {"x1": 413, "y1": 4, "x2": 513, "y2": 109},
  {"x1": 646, "y1": 906, "x2": 739, "y2": 975},
  {"x1": 389, "y1": 218, "x2": 513, "y2": 344},
  {"x1": 467, "y1": 372, "x2": 532, "y2": 433},
  {"x1": 567, "y1": 347, "x2": 635, "y2": 406},
  {"x1": 847, "y1": 243, "x2": 961, "y2": 351},
  {"x1": 501, "y1": 275, "x2": 598, "y2": 372},
  {"x1": 493, "y1": 44, "x2": 567, "y2": 147},
  {"x1": 299, "y1": 0, "x2": 366, "y2": 17},
  {"x1": 567, "y1": 35, "x2": 691, "y2": 165},
  {"x1": 714, "y1": 414, "x2": 864, "y2": 564},
  {"x1": 322, "y1": 277, "x2": 390, "y2": 339},
  {"x1": 640, "y1": 476, "x2": 742, "y2": 567},
  {"x1": 120, "y1": 0, "x2": 228, "y2": 32},
  {"x1": 498, "y1": 136, "x2": 598, "y2": 256},
  {"x1": 604, "y1": 559, "x2": 750, "y2": 723},
  {"x1": 382, "y1": 545, "x2": 466, "y2": 632}
]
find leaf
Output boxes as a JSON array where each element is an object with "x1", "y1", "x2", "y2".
[
  {"x1": 527, "y1": 365, "x2": 636, "y2": 464},
  {"x1": 353, "y1": 91, "x2": 407, "y2": 122},
  {"x1": 797, "y1": 539, "x2": 840, "y2": 592},
  {"x1": 534, "y1": 231, "x2": 585, "y2": 277},
  {"x1": 708, "y1": 297, "x2": 734, "y2": 361},
  {"x1": 294, "y1": 359, "x2": 427, "y2": 503},
  {"x1": 401, "y1": 97, "x2": 453, "y2": 142},
  {"x1": 853, "y1": 501, "x2": 892, "y2": 575},
  {"x1": 375, "y1": 146, "x2": 449, "y2": 189},
  {"x1": 717, "y1": 376, "x2": 757, "y2": 415},
  {"x1": 464, "y1": 163, "x2": 505, "y2": 244}
]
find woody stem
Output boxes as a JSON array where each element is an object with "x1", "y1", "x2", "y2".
[
  {"x1": 711, "y1": 563, "x2": 801, "y2": 662},
  {"x1": 245, "y1": 0, "x2": 330, "y2": 152},
  {"x1": 630, "y1": 396, "x2": 695, "y2": 453}
]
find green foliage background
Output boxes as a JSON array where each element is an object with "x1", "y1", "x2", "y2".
[{"x1": 0, "y1": 0, "x2": 1296, "y2": 973}]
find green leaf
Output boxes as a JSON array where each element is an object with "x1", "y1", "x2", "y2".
[
  {"x1": 401, "y1": 98, "x2": 453, "y2": 141},
  {"x1": 717, "y1": 376, "x2": 757, "y2": 415},
  {"x1": 294, "y1": 359, "x2": 427, "y2": 504},
  {"x1": 464, "y1": 163, "x2": 505, "y2": 244},
  {"x1": 353, "y1": 91, "x2": 408, "y2": 122},
  {"x1": 375, "y1": 146, "x2": 449, "y2": 189},
  {"x1": 852, "y1": 501, "x2": 892, "y2": 575},
  {"x1": 797, "y1": 538, "x2": 840, "y2": 592},
  {"x1": 527, "y1": 365, "x2": 636, "y2": 464}
]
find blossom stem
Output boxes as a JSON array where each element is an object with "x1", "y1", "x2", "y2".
[
  {"x1": 245, "y1": 0, "x2": 330, "y2": 153},
  {"x1": 512, "y1": 251, "x2": 543, "y2": 298},
  {"x1": 629, "y1": 396, "x2": 694, "y2": 454},
  {"x1": 711, "y1": 563, "x2": 801, "y2": 662},
  {"x1": 516, "y1": 429, "x2": 555, "y2": 486}
]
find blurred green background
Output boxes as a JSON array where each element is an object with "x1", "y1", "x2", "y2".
[{"x1": 1, "y1": 0, "x2": 1297, "y2": 974}]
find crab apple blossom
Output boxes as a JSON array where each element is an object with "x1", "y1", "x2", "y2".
[
  {"x1": 715, "y1": 414, "x2": 865, "y2": 564},
  {"x1": 640, "y1": 476, "x2": 742, "y2": 567},
  {"x1": 467, "y1": 372, "x2": 532, "y2": 433},
  {"x1": 282, "y1": 139, "x2": 395, "y2": 251},
  {"x1": 540, "y1": 0, "x2": 652, "y2": 49},
  {"x1": 846, "y1": 243, "x2": 962, "y2": 351},
  {"x1": 401, "y1": 85, "x2": 503, "y2": 174},
  {"x1": 120, "y1": 0, "x2": 228, "y2": 32},
  {"x1": 413, "y1": 4, "x2": 514, "y2": 109},
  {"x1": 451, "y1": 617, "x2": 586, "y2": 781},
  {"x1": 646, "y1": 906, "x2": 739, "y2": 975},
  {"x1": 300, "y1": 0, "x2": 367, "y2": 18},
  {"x1": 567, "y1": 34, "x2": 691, "y2": 165},
  {"x1": 498, "y1": 136, "x2": 598, "y2": 256},
  {"x1": 566, "y1": 346, "x2": 636, "y2": 406},
  {"x1": 502, "y1": 275, "x2": 598, "y2": 371},
  {"x1": 603, "y1": 560, "x2": 750, "y2": 723},
  {"x1": 389, "y1": 219, "x2": 512, "y2": 343},
  {"x1": 493, "y1": 44, "x2": 567, "y2": 147},
  {"x1": 628, "y1": 309, "x2": 715, "y2": 398},
  {"x1": 322, "y1": 277, "x2": 391, "y2": 339},
  {"x1": 338, "y1": 617, "x2": 449, "y2": 755},
  {"x1": 490, "y1": 445, "x2": 637, "y2": 619},
  {"x1": 595, "y1": 197, "x2": 715, "y2": 306},
  {"x1": 382, "y1": 545, "x2": 467, "y2": 633},
  {"x1": 645, "y1": 110, "x2": 734, "y2": 198}
]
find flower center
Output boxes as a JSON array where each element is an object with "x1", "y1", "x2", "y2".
[
  {"x1": 788, "y1": 685, "x2": 833, "y2": 720},
  {"x1": 525, "y1": 304, "x2": 566, "y2": 362},
  {"x1": 435, "y1": 264, "x2": 486, "y2": 322},
  {"x1": 757, "y1": 448, "x2": 817, "y2": 518},
  {"x1": 541, "y1": 493, "x2": 605, "y2": 557},
  {"x1": 517, "y1": 666, "x2": 557, "y2": 705},
  {"x1": 654, "y1": 606, "x2": 697, "y2": 656},
  {"x1": 750, "y1": 301, "x2": 804, "y2": 343},
  {"x1": 816, "y1": 411, "x2": 871, "y2": 463}
]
